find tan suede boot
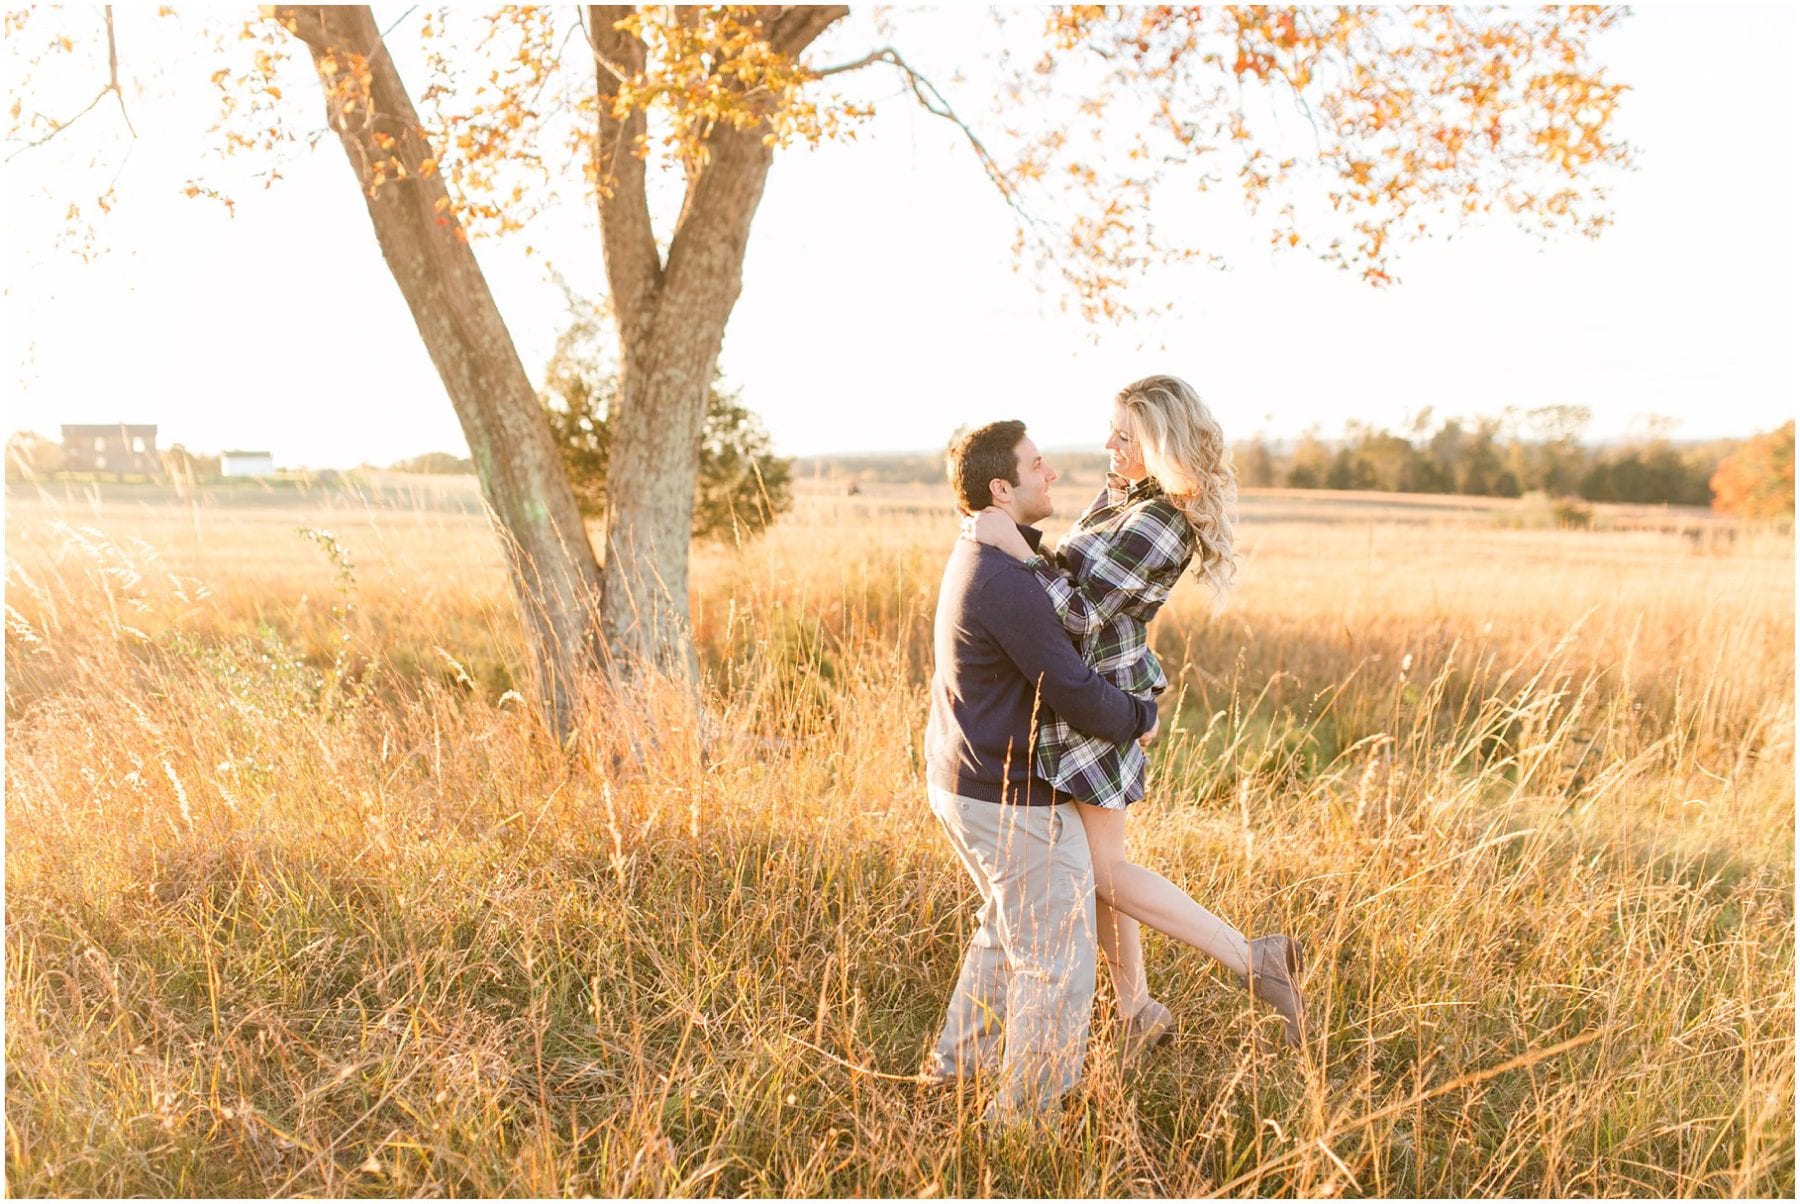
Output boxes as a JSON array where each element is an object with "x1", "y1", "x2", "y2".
[
  {"x1": 1120, "y1": 999, "x2": 1174, "y2": 1068},
  {"x1": 1244, "y1": 935, "x2": 1307, "y2": 1049}
]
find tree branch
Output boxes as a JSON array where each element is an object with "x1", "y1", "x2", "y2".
[
  {"x1": 579, "y1": 5, "x2": 632, "y2": 83},
  {"x1": 765, "y1": 5, "x2": 849, "y2": 57},
  {"x1": 6, "y1": 5, "x2": 134, "y2": 162},
  {"x1": 5, "y1": 89, "x2": 108, "y2": 161},
  {"x1": 379, "y1": 5, "x2": 418, "y2": 40},
  {"x1": 584, "y1": 5, "x2": 663, "y2": 347},
  {"x1": 811, "y1": 46, "x2": 892, "y2": 78},
  {"x1": 103, "y1": 6, "x2": 135, "y2": 138},
  {"x1": 817, "y1": 46, "x2": 1029, "y2": 221}
]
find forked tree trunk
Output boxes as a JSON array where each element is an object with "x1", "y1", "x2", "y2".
[
  {"x1": 588, "y1": 6, "x2": 845, "y2": 676},
  {"x1": 278, "y1": 4, "x2": 848, "y2": 726},
  {"x1": 594, "y1": 123, "x2": 778, "y2": 675},
  {"x1": 276, "y1": 6, "x2": 605, "y2": 736}
]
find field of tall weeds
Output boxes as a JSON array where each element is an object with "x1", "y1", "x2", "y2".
[{"x1": 4, "y1": 481, "x2": 1793, "y2": 1196}]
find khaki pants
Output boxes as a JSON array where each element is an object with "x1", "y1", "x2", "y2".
[{"x1": 926, "y1": 786, "x2": 1097, "y2": 1122}]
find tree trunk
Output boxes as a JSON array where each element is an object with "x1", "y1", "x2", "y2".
[
  {"x1": 276, "y1": 6, "x2": 605, "y2": 737},
  {"x1": 587, "y1": 4, "x2": 846, "y2": 674},
  {"x1": 275, "y1": 4, "x2": 848, "y2": 719},
  {"x1": 596, "y1": 124, "x2": 777, "y2": 675}
]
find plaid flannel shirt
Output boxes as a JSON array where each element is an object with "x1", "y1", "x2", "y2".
[{"x1": 1026, "y1": 474, "x2": 1193, "y2": 808}]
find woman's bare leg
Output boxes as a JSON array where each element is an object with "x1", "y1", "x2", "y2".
[
  {"x1": 1077, "y1": 802, "x2": 1251, "y2": 979},
  {"x1": 1094, "y1": 896, "x2": 1149, "y2": 1019}
]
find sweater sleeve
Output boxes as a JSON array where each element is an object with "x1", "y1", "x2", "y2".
[
  {"x1": 1030, "y1": 499, "x2": 1193, "y2": 638},
  {"x1": 979, "y1": 564, "x2": 1156, "y2": 745}
]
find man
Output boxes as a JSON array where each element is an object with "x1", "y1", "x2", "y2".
[{"x1": 924, "y1": 420, "x2": 1159, "y2": 1124}]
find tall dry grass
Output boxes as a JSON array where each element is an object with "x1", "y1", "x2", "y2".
[{"x1": 4, "y1": 482, "x2": 1793, "y2": 1196}]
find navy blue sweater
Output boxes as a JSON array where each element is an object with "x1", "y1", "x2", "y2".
[{"x1": 925, "y1": 524, "x2": 1157, "y2": 806}]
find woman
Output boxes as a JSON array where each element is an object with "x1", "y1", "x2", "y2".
[{"x1": 969, "y1": 374, "x2": 1307, "y2": 1055}]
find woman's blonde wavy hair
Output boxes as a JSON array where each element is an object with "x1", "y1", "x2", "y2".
[{"x1": 1115, "y1": 374, "x2": 1239, "y2": 597}]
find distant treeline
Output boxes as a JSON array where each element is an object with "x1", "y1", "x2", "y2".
[
  {"x1": 1235, "y1": 408, "x2": 1725, "y2": 505},
  {"x1": 388, "y1": 452, "x2": 475, "y2": 475},
  {"x1": 798, "y1": 451, "x2": 1115, "y2": 486},
  {"x1": 800, "y1": 410, "x2": 1795, "y2": 516},
  {"x1": 11, "y1": 412, "x2": 1789, "y2": 520}
]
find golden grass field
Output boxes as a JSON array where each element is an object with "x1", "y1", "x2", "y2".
[{"x1": 4, "y1": 475, "x2": 1794, "y2": 1196}]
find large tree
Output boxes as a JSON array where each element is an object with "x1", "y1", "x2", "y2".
[
  {"x1": 1711, "y1": 421, "x2": 1796, "y2": 520},
  {"x1": 7, "y1": 6, "x2": 1632, "y2": 736}
]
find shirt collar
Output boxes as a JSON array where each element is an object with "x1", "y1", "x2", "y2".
[
  {"x1": 1016, "y1": 522, "x2": 1045, "y2": 552},
  {"x1": 1106, "y1": 472, "x2": 1164, "y2": 507}
]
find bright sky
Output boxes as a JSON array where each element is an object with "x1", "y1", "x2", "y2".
[{"x1": 3, "y1": 6, "x2": 1795, "y2": 469}]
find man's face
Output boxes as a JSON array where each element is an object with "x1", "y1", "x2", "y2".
[{"x1": 994, "y1": 435, "x2": 1058, "y2": 524}]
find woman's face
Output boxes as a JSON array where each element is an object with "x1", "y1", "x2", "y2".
[{"x1": 1105, "y1": 401, "x2": 1148, "y2": 481}]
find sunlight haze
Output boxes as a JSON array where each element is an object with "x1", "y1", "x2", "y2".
[{"x1": 3, "y1": 5, "x2": 1794, "y2": 469}]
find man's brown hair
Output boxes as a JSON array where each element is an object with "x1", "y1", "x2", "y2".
[{"x1": 946, "y1": 420, "x2": 1027, "y2": 514}]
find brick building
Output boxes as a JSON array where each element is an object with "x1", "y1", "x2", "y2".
[{"x1": 60, "y1": 424, "x2": 159, "y2": 475}]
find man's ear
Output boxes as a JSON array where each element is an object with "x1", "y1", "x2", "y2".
[{"x1": 988, "y1": 478, "x2": 1012, "y2": 506}]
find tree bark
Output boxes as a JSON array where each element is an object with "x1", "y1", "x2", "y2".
[
  {"x1": 595, "y1": 121, "x2": 775, "y2": 675},
  {"x1": 275, "y1": 6, "x2": 606, "y2": 737}
]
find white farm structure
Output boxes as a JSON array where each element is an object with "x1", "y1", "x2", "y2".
[{"x1": 220, "y1": 450, "x2": 275, "y2": 478}]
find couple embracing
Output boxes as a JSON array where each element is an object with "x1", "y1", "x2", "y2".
[{"x1": 922, "y1": 374, "x2": 1307, "y2": 1125}]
